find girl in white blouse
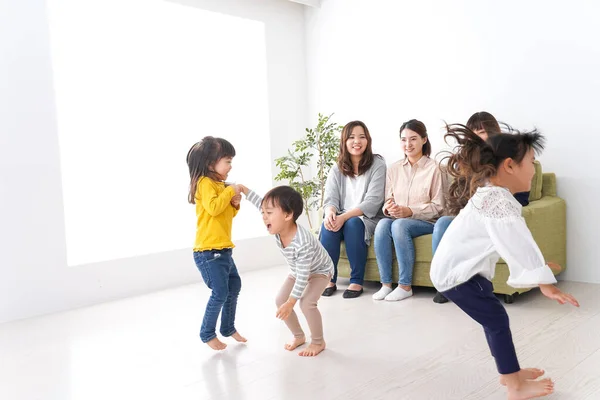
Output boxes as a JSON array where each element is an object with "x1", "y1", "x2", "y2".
[{"x1": 430, "y1": 124, "x2": 579, "y2": 400}]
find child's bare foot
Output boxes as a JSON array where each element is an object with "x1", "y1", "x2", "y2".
[
  {"x1": 230, "y1": 332, "x2": 247, "y2": 343},
  {"x1": 206, "y1": 337, "x2": 227, "y2": 351},
  {"x1": 507, "y1": 378, "x2": 554, "y2": 400},
  {"x1": 284, "y1": 336, "x2": 306, "y2": 351},
  {"x1": 500, "y1": 369, "x2": 545, "y2": 386},
  {"x1": 298, "y1": 341, "x2": 326, "y2": 357}
]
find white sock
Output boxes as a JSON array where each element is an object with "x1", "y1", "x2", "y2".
[
  {"x1": 372, "y1": 285, "x2": 393, "y2": 300},
  {"x1": 385, "y1": 286, "x2": 413, "y2": 302}
]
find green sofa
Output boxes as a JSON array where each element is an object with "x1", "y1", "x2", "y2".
[{"x1": 337, "y1": 163, "x2": 566, "y2": 303}]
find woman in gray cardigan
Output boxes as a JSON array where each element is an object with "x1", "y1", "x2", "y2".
[{"x1": 320, "y1": 120, "x2": 386, "y2": 298}]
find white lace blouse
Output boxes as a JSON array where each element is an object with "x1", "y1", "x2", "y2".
[{"x1": 430, "y1": 185, "x2": 557, "y2": 292}]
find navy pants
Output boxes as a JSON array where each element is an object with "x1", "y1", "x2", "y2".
[{"x1": 442, "y1": 274, "x2": 520, "y2": 375}]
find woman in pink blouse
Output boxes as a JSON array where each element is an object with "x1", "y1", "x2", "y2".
[{"x1": 372, "y1": 119, "x2": 445, "y2": 302}]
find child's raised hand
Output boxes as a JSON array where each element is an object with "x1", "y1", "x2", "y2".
[
  {"x1": 231, "y1": 184, "x2": 242, "y2": 195},
  {"x1": 539, "y1": 284, "x2": 579, "y2": 307},
  {"x1": 231, "y1": 194, "x2": 242, "y2": 208},
  {"x1": 237, "y1": 184, "x2": 249, "y2": 196}
]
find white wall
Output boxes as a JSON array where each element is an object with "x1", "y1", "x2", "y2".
[
  {"x1": 0, "y1": 0, "x2": 307, "y2": 324},
  {"x1": 305, "y1": 0, "x2": 600, "y2": 283}
]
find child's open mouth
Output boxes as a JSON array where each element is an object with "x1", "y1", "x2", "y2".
[{"x1": 266, "y1": 224, "x2": 272, "y2": 230}]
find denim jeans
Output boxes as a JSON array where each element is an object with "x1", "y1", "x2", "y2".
[
  {"x1": 374, "y1": 218, "x2": 434, "y2": 286},
  {"x1": 194, "y1": 249, "x2": 241, "y2": 343},
  {"x1": 431, "y1": 215, "x2": 455, "y2": 255},
  {"x1": 319, "y1": 216, "x2": 367, "y2": 285}
]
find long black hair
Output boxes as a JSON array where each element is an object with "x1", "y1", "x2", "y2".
[
  {"x1": 443, "y1": 124, "x2": 545, "y2": 215},
  {"x1": 338, "y1": 120, "x2": 375, "y2": 177},
  {"x1": 186, "y1": 136, "x2": 236, "y2": 204}
]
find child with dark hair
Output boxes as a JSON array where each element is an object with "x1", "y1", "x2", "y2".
[
  {"x1": 186, "y1": 136, "x2": 247, "y2": 351},
  {"x1": 430, "y1": 125, "x2": 579, "y2": 399},
  {"x1": 239, "y1": 185, "x2": 334, "y2": 357},
  {"x1": 432, "y1": 112, "x2": 532, "y2": 304}
]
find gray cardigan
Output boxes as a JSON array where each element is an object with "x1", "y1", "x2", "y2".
[{"x1": 322, "y1": 155, "x2": 387, "y2": 244}]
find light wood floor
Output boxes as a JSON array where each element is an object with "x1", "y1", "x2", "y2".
[{"x1": 0, "y1": 266, "x2": 597, "y2": 400}]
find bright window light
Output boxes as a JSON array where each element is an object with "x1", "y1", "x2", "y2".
[{"x1": 47, "y1": 0, "x2": 271, "y2": 266}]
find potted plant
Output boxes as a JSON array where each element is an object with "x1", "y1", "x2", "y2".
[{"x1": 274, "y1": 113, "x2": 342, "y2": 232}]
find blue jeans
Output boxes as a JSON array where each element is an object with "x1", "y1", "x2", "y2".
[
  {"x1": 442, "y1": 275, "x2": 520, "y2": 375},
  {"x1": 374, "y1": 218, "x2": 434, "y2": 286},
  {"x1": 319, "y1": 217, "x2": 367, "y2": 285},
  {"x1": 194, "y1": 249, "x2": 241, "y2": 343},
  {"x1": 432, "y1": 216, "x2": 455, "y2": 255}
]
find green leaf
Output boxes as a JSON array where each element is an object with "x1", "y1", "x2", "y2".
[{"x1": 273, "y1": 112, "x2": 342, "y2": 214}]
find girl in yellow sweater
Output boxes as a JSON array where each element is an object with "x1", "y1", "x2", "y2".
[{"x1": 187, "y1": 136, "x2": 246, "y2": 351}]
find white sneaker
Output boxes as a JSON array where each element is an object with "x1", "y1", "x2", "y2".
[
  {"x1": 385, "y1": 287, "x2": 413, "y2": 301},
  {"x1": 372, "y1": 286, "x2": 393, "y2": 300}
]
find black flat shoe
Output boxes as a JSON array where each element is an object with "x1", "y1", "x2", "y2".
[
  {"x1": 322, "y1": 285, "x2": 337, "y2": 297},
  {"x1": 342, "y1": 288, "x2": 363, "y2": 299},
  {"x1": 433, "y1": 291, "x2": 449, "y2": 304}
]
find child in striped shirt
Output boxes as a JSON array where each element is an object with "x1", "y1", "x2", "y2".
[{"x1": 239, "y1": 185, "x2": 334, "y2": 357}]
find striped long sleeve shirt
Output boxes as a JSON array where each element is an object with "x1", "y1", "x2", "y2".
[{"x1": 247, "y1": 190, "x2": 334, "y2": 299}]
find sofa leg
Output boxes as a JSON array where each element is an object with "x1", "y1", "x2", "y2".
[{"x1": 504, "y1": 294, "x2": 515, "y2": 304}]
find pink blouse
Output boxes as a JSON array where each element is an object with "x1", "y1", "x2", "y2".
[{"x1": 383, "y1": 156, "x2": 445, "y2": 222}]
